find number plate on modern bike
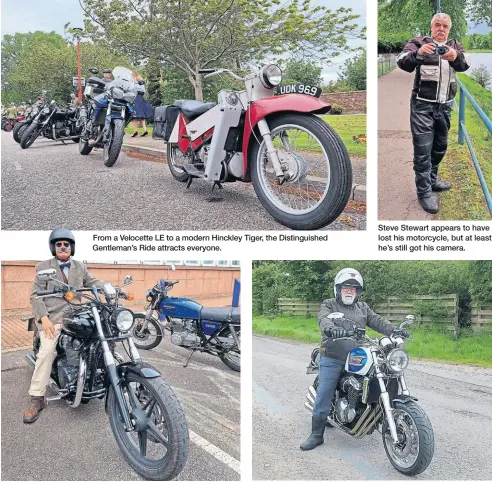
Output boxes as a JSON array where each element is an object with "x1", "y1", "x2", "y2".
[{"x1": 275, "y1": 84, "x2": 322, "y2": 98}]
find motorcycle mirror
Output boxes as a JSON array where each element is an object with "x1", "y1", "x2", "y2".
[
  {"x1": 89, "y1": 68, "x2": 99, "y2": 74},
  {"x1": 37, "y1": 268, "x2": 57, "y2": 281},
  {"x1": 123, "y1": 275, "x2": 133, "y2": 286},
  {"x1": 404, "y1": 315, "x2": 415, "y2": 324}
]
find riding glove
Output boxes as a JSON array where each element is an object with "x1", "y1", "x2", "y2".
[{"x1": 328, "y1": 327, "x2": 347, "y2": 339}]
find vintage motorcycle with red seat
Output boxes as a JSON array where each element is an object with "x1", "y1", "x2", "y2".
[{"x1": 153, "y1": 65, "x2": 352, "y2": 230}]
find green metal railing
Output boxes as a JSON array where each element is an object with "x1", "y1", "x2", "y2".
[{"x1": 456, "y1": 78, "x2": 492, "y2": 215}]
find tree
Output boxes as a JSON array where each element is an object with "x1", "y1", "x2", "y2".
[
  {"x1": 378, "y1": 0, "x2": 468, "y2": 45},
  {"x1": 468, "y1": 0, "x2": 492, "y2": 27},
  {"x1": 145, "y1": 57, "x2": 163, "y2": 106},
  {"x1": 80, "y1": 0, "x2": 365, "y2": 101},
  {"x1": 1, "y1": 32, "x2": 131, "y2": 104},
  {"x1": 281, "y1": 59, "x2": 323, "y2": 86},
  {"x1": 471, "y1": 65, "x2": 492, "y2": 89},
  {"x1": 337, "y1": 50, "x2": 366, "y2": 90}
]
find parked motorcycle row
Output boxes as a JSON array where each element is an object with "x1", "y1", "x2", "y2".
[
  {"x1": 24, "y1": 265, "x2": 240, "y2": 480},
  {"x1": 9, "y1": 66, "x2": 142, "y2": 167}
]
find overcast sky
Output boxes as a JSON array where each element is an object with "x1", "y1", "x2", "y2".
[{"x1": 1, "y1": 0, "x2": 366, "y2": 84}]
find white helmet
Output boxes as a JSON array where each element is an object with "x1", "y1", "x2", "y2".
[{"x1": 334, "y1": 268, "x2": 363, "y2": 305}]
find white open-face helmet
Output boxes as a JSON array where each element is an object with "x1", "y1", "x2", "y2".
[{"x1": 334, "y1": 268, "x2": 363, "y2": 305}]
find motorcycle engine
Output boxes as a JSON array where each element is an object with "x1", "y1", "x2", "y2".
[
  {"x1": 57, "y1": 334, "x2": 81, "y2": 390},
  {"x1": 170, "y1": 318, "x2": 200, "y2": 347},
  {"x1": 335, "y1": 376, "x2": 363, "y2": 424}
]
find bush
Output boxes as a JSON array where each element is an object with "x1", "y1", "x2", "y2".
[
  {"x1": 330, "y1": 104, "x2": 343, "y2": 115},
  {"x1": 471, "y1": 65, "x2": 492, "y2": 90}
]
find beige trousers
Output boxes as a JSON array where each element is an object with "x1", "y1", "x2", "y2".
[{"x1": 28, "y1": 325, "x2": 62, "y2": 397}]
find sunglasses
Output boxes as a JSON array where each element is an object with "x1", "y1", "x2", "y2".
[{"x1": 55, "y1": 241, "x2": 71, "y2": 248}]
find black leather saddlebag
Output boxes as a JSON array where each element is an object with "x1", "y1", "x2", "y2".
[{"x1": 153, "y1": 105, "x2": 179, "y2": 141}]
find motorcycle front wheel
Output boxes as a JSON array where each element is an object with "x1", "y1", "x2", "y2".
[
  {"x1": 382, "y1": 400, "x2": 434, "y2": 476},
  {"x1": 13, "y1": 121, "x2": 28, "y2": 143},
  {"x1": 132, "y1": 314, "x2": 164, "y2": 350},
  {"x1": 250, "y1": 113, "x2": 352, "y2": 230},
  {"x1": 108, "y1": 372, "x2": 189, "y2": 481},
  {"x1": 103, "y1": 118, "x2": 125, "y2": 167},
  {"x1": 20, "y1": 123, "x2": 41, "y2": 149}
]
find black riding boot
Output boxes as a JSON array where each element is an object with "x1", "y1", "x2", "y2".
[{"x1": 300, "y1": 415, "x2": 327, "y2": 451}]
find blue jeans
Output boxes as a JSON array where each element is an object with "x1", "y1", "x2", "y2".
[{"x1": 312, "y1": 356, "x2": 345, "y2": 417}]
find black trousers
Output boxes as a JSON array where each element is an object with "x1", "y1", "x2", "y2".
[{"x1": 410, "y1": 99, "x2": 452, "y2": 198}]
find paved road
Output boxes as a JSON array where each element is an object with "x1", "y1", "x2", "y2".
[
  {"x1": 378, "y1": 69, "x2": 434, "y2": 221},
  {"x1": 1, "y1": 336, "x2": 240, "y2": 481},
  {"x1": 253, "y1": 335, "x2": 492, "y2": 480},
  {"x1": 1, "y1": 132, "x2": 365, "y2": 230}
]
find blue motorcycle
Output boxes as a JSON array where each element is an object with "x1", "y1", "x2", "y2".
[
  {"x1": 78, "y1": 66, "x2": 141, "y2": 167},
  {"x1": 132, "y1": 270, "x2": 241, "y2": 372}
]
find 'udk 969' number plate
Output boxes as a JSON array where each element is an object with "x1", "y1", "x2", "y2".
[{"x1": 275, "y1": 84, "x2": 322, "y2": 98}]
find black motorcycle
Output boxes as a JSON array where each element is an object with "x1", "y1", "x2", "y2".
[
  {"x1": 78, "y1": 66, "x2": 140, "y2": 167},
  {"x1": 20, "y1": 100, "x2": 82, "y2": 149},
  {"x1": 24, "y1": 269, "x2": 189, "y2": 480},
  {"x1": 13, "y1": 105, "x2": 38, "y2": 143}
]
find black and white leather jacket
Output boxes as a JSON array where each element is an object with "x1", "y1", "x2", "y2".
[{"x1": 397, "y1": 36, "x2": 470, "y2": 104}]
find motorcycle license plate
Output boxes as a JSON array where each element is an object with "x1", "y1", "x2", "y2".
[{"x1": 275, "y1": 84, "x2": 322, "y2": 98}]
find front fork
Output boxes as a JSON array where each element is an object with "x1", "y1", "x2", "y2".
[
  {"x1": 256, "y1": 118, "x2": 286, "y2": 182},
  {"x1": 372, "y1": 351, "x2": 403, "y2": 444},
  {"x1": 92, "y1": 305, "x2": 141, "y2": 432}
]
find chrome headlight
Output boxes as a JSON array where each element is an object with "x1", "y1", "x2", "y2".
[
  {"x1": 114, "y1": 309, "x2": 134, "y2": 332},
  {"x1": 123, "y1": 92, "x2": 136, "y2": 103},
  {"x1": 387, "y1": 348, "x2": 409, "y2": 373},
  {"x1": 102, "y1": 282, "x2": 116, "y2": 299},
  {"x1": 43, "y1": 107, "x2": 50, "y2": 114},
  {"x1": 111, "y1": 87, "x2": 124, "y2": 99},
  {"x1": 259, "y1": 64, "x2": 283, "y2": 88}
]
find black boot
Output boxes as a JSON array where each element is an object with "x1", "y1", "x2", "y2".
[
  {"x1": 300, "y1": 415, "x2": 326, "y2": 451},
  {"x1": 432, "y1": 180, "x2": 451, "y2": 192},
  {"x1": 418, "y1": 194, "x2": 439, "y2": 214}
]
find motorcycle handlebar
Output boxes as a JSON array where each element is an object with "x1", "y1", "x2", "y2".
[{"x1": 36, "y1": 289, "x2": 56, "y2": 296}]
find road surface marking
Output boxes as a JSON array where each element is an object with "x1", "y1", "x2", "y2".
[{"x1": 189, "y1": 430, "x2": 240, "y2": 474}]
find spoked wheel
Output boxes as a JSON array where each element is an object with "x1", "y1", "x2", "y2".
[
  {"x1": 219, "y1": 330, "x2": 241, "y2": 372},
  {"x1": 132, "y1": 314, "x2": 164, "y2": 350},
  {"x1": 382, "y1": 401, "x2": 434, "y2": 476},
  {"x1": 108, "y1": 372, "x2": 189, "y2": 481},
  {"x1": 250, "y1": 113, "x2": 352, "y2": 230},
  {"x1": 166, "y1": 143, "x2": 191, "y2": 182}
]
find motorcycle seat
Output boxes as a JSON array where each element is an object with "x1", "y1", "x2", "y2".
[
  {"x1": 201, "y1": 307, "x2": 240, "y2": 323},
  {"x1": 88, "y1": 77, "x2": 107, "y2": 89},
  {"x1": 174, "y1": 99, "x2": 216, "y2": 120}
]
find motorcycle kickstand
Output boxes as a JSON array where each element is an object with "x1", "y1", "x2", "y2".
[
  {"x1": 186, "y1": 177, "x2": 193, "y2": 189},
  {"x1": 183, "y1": 348, "x2": 196, "y2": 368},
  {"x1": 212, "y1": 181, "x2": 223, "y2": 191}
]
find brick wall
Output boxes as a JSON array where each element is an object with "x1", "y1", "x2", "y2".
[
  {"x1": 320, "y1": 91, "x2": 366, "y2": 115},
  {"x1": 1, "y1": 261, "x2": 240, "y2": 311}
]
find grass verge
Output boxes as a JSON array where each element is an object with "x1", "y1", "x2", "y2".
[
  {"x1": 253, "y1": 315, "x2": 492, "y2": 367},
  {"x1": 126, "y1": 115, "x2": 366, "y2": 158},
  {"x1": 438, "y1": 75, "x2": 492, "y2": 220}
]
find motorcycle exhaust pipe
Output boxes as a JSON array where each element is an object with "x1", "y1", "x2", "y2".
[
  {"x1": 88, "y1": 131, "x2": 104, "y2": 147},
  {"x1": 306, "y1": 392, "x2": 316, "y2": 406},
  {"x1": 308, "y1": 385, "x2": 317, "y2": 399},
  {"x1": 68, "y1": 358, "x2": 87, "y2": 408},
  {"x1": 304, "y1": 401, "x2": 313, "y2": 412}
]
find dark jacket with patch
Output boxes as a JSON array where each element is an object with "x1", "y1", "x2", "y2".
[
  {"x1": 397, "y1": 36, "x2": 470, "y2": 103},
  {"x1": 318, "y1": 298, "x2": 395, "y2": 362}
]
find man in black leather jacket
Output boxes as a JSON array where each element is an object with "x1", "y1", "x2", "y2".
[
  {"x1": 397, "y1": 13, "x2": 470, "y2": 214},
  {"x1": 300, "y1": 268, "x2": 408, "y2": 451}
]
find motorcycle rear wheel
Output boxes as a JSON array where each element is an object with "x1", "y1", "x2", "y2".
[
  {"x1": 107, "y1": 372, "x2": 189, "y2": 481},
  {"x1": 13, "y1": 121, "x2": 28, "y2": 143},
  {"x1": 103, "y1": 118, "x2": 125, "y2": 167},
  {"x1": 20, "y1": 123, "x2": 40, "y2": 149},
  {"x1": 382, "y1": 401, "x2": 434, "y2": 476},
  {"x1": 250, "y1": 113, "x2": 352, "y2": 230},
  {"x1": 218, "y1": 328, "x2": 240, "y2": 372},
  {"x1": 131, "y1": 314, "x2": 164, "y2": 350},
  {"x1": 166, "y1": 143, "x2": 190, "y2": 182}
]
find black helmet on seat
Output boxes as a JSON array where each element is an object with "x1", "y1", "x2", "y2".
[{"x1": 49, "y1": 228, "x2": 75, "y2": 256}]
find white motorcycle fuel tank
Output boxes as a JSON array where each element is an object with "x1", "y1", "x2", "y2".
[{"x1": 344, "y1": 346, "x2": 373, "y2": 375}]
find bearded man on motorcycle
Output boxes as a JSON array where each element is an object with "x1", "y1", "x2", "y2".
[
  {"x1": 23, "y1": 228, "x2": 107, "y2": 424},
  {"x1": 300, "y1": 268, "x2": 410, "y2": 451}
]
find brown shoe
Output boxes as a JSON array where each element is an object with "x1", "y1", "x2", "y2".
[{"x1": 23, "y1": 396, "x2": 45, "y2": 424}]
